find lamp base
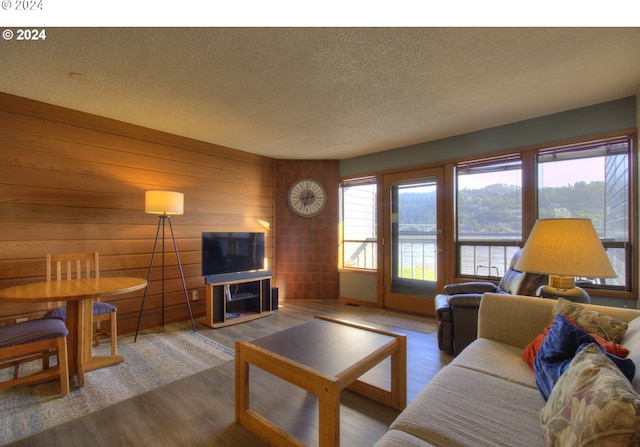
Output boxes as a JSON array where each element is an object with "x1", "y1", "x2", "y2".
[{"x1": 536, "y1": 284, "x2": 591, "y2": 304}]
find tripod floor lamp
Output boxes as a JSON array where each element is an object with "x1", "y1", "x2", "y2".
[{"x1": 135, "y1": 191, "x2": 195, "y2": 342}]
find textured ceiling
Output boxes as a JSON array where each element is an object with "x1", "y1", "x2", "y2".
[{"x1": 2, "y1": 27, "x2": 640, "y2": 159}]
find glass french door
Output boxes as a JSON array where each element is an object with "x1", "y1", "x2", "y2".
[{"x1": 382, "y1": 168, "x2": 444, "y2": 314}]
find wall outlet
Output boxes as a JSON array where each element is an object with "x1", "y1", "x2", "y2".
[{"x1": 192, "y1": 290, "x2": 198, "y2": 301}]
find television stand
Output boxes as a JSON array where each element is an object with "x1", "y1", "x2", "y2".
[{"x1": 203, "y1": 270, "x2": 273, "y2": 328}]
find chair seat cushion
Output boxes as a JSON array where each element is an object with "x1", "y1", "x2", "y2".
[
  {"x1": 0, "y1": 318, "x2": 68, "y2": 348},
  {"x1": 44, "y1": 306, "x2": 67, "y2": 320},
  {"x1": 45, "y1": 302, "x2": 117, "y2": 320},
  {"x1": 93, "y1": 301, "x2": 117, "y2": 315}
]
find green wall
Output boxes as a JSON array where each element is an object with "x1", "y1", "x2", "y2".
[{"x1": 340, "y1": 96, "x2": 637, "y2": 177}]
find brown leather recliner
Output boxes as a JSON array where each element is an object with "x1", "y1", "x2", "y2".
[{"x1": 435, "y1": 249, "x2": 547, "y2": 355}]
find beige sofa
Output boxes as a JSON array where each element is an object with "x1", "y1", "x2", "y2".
[{"x1": 374, "y1": 293, "x2": 640, "y2": 447}]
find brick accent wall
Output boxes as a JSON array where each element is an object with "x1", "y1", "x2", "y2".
[{"x1": 275, "y1": 159, "x2": 339, "y2": 300}]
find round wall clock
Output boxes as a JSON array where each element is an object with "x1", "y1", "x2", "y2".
[{"x1": 288, "y1": 178, "x2": 327, "y2": 217}]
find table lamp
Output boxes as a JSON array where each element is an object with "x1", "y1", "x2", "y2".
[
  {"x1": 135, "y1": 191, "x2": 195, "y2": 341},
  {"x1": 514, "y1": 218, "x2": 617, "y2": 303}
]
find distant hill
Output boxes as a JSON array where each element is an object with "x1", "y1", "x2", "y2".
[{"x1": 399, "y1": 181, "x2": 604, "y2": 234}]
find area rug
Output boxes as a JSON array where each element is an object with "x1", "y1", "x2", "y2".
[
  {"x1": 0, "y1": 324, "x2": 234, "y2": 446},
  {"x1": 364, "y1": 312, "x2": 437, "y2": 334}
]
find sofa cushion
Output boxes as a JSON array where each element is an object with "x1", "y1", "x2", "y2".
[
  {"x1": 373, "y1": 429, "x2": 438, "y2": 447},
  {"x1": 540, "y1": 343, "x2": 640, "y2": 447},
  {"x1": 534, "y1": 314, "x2": 635, "y2": 401},
  {"x1": 389, "y1": 364, "x2": 546, "y2": 447},
  {"x1": 452, "y1": 338, "x2": 537, "y2": 389},
  {"x1": 552, "y1": 297, "x2": 628, "y2": 343}
]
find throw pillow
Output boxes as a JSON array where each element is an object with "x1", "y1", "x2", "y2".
[
  {"x1": 522, "y1": 315, "x2": 629, "y2": 370},
  {"x1": 522, "y1": 324, "x2": 551, "y2": 369},
  {"x1": 540, "y1": 343, "x2": 640, "y2": 447},
  {"x1": 552, "y1": 297, "x2": 628, "y2": 343},
  {"x1": 621, "y1": 316, "x2": 640, "y2": 394},
  {"x1": 533, "y1": 314, "x2": 635, "y2": 401}
]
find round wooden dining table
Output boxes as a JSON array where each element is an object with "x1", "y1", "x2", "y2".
[{"x1": 0, "y1": 277, "x2": 147, "y2": 387}]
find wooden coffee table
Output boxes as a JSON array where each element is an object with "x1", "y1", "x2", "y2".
[{"x1": 235, "y1": 315, "x2": 407, "y2": 447}]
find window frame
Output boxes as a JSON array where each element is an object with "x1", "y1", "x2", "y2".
[
  {"x1": 339, "y1": 176, "x2": 378, "y2": 271},
  {"x1": 338, "y1": 129, "x2": 637, "y2": 300},
  {"x1": 450, "y1": 131, "x2": 636, "y2": 298},
  {"x1": 536, "y1": 135, "x2": 634, "y2": 292},
  {"x1": 455, "y1": 154, "x2": 524, "y2": 279}
]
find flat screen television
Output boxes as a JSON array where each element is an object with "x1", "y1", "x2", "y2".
[{"x1": 201, "y1": 232, "x2": 265, "y2": 276}]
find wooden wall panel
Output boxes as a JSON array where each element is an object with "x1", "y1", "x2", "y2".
[{"x1": 0, "y1": 93, "x2": 275, "y2": 334}]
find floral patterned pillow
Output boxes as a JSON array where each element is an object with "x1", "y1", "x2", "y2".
[
  {"x1": 540, "y1": 343, "x2": 640, "y2": 447},
  {"x1": 622, "y1": 317, "x2": 640, "y2": 394},
  {"x1": 552, "y1": 298, "x2": 628, "y2": 343}
]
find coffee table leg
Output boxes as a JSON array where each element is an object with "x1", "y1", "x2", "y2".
[
  {"x1": 318, "y1": 383, "x2": 340, "y2": 447},
  {"x1": 390, "y1": 337, "x2": 407, "y2": 410},
  {"x1": 235, "y1": 344, "x2": 250, "y2": 422}
]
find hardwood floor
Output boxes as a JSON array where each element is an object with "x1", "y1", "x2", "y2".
[{"x1": 8, "y1": 300, "x2": 454, "y2": 447}]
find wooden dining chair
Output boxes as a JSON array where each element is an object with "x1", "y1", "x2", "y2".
[
  {"x1": 0, "y1": 318, "x2": 70, "y2": 396},
  {"x1": 44, "y1": 252, "x2": 118, "y2": 356}
]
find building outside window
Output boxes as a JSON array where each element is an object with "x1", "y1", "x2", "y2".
[
  {"x1": 537, "y1": 136, "x2": 632, "y2": 290},
  {"x1": 340, "y1": 178, "x2": 377, "y2": 270}
]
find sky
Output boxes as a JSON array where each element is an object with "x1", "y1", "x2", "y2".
[
  {"x1": 538, "y1": 158, "x2": 604, "y2": 188},
  {"x1": 458, "y1": 157, "x2": 604, "y2": 190}
]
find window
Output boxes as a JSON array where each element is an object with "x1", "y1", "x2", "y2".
[
  {"x1": 339, "y1": 132, "x2": 636, "y2": 298},
  {"x1": 456, "y1": 155, "x2": 522, "y2": 278},
  {"x1": 537, "y1": 136, "x2": 632, "y2": 290},
  {"x1": 340, "y1": 177, "x2": 377, "y2": 270}
]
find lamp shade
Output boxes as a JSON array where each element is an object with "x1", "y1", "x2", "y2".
[
  {"x1": 514, "y1": 218, "x2": 616, "y2": 279},
  {"x1": 145, "y1": 191, "x2": 184, "y2": 215}
]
